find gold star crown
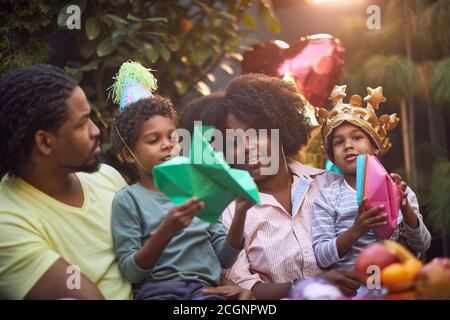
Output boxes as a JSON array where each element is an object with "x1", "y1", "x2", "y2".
[{"x1": 316, "y1": 85, "x2": 400, "y2": 156}]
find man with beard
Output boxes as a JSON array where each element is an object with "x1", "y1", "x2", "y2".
[{"x1": 0, "y1": 65, "x2": 132, "y2": 300}]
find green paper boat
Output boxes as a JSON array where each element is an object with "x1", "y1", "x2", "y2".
[{"x1": 153, "y1": 125, "x2": 261, "y2": 223}]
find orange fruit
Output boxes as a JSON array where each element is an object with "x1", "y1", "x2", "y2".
[
  {"x1": 404, "y1": 259, "x2": 423, "y2": 277},
  {"x1": 381, "y1": 260, "x2": 422, "y2": 292}
]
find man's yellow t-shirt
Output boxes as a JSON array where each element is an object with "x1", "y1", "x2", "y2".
[{"x1": 0, "y1": 164, "x2": 132, "y2": 300}]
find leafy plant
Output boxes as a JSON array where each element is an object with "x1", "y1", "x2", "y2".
[{"x1": 1, "y1": 0, "x2": 280, "y2": 180}]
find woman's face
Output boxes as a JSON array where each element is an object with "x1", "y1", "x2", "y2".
[{"x1": 225, "y1": 113, "x2": 279, "y2": 182}]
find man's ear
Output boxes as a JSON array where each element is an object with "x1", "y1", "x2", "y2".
[
  {"x1": 34, "y1": 130, "x2": 54, "y2": 156},
  {"x1": 122, "y1": 148, "x2": 136, "y2": 164}
]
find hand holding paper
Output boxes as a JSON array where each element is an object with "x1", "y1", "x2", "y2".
[
  {"x1": 153, "y1": 125, "x2": 261, "y2": 224},
  {"x1": 356, "y1": 154, "x2": 401, "y2": 239}
]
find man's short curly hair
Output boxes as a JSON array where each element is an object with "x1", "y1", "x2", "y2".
[
  {"x1": 0, "y1": 64, "x2": 77, "y2": 178},
  {"x1": 224, "y1": 73, "x2": 311, "y2": 156},
  {"x1": 113, "y1": 95, "x2": 176, "y2": 152}
]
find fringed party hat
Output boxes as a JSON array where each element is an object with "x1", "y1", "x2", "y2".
[{"x1": 110, "y1": 60, "x2": 157, "y2": 110}]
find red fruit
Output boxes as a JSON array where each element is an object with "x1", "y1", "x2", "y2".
[
  {"x1": 415, "y1": 263, "x2": 450, "y2": 300},
  {"x1": 429, "y1": 257, "x2": 450, "y2": 281},
  {"x1": 355, "y1": 243, "x2": 399, "y2": 283}
]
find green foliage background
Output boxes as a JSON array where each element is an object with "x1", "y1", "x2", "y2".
[{"x1": 1, "y1": 0, "x2": 280, "y2": 179}]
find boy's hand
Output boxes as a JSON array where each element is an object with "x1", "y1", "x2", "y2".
[
  {"x1": 350, "y1": 198, "x2": 386, "y2": 238},
  {"x1": 390, "y1": 173, "x2": 408, "y2": 206},
  {"x1": 160, "y1": 196, "x2": 204, "y2": 236}
]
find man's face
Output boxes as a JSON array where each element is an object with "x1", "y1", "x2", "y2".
[{"x1": 52, "y1": 86, "x2": 101, "y2": 173}]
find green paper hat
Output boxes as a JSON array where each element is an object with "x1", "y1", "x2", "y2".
[
  {"x1": 110, "y1": 61, "x2": 157, "y2": 110},
  {"x1": 153, "y1": 125, "x2": 261, "y2": 224}
]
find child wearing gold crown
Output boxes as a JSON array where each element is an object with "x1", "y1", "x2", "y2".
[{"x1": 311, "y1": 85, "x2": 431, "y2": 273}]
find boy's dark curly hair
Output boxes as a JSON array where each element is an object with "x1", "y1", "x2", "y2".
[
  {"x1": 0, "y1": 64, "x2": 78, "y2": 178},
  {"x1": 224, "y1": 73, "x2": 311, "y2": 156},
  {"x1": 113, "y1": 95, "x2": 176, "y2": 152}
]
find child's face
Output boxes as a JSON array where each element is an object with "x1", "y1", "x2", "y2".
[
  {"x1": 126, "y1": 115, "x2": 179, "y2": 175},
  {"x1": 332, "y1": 122, "x2": 376, "y2": 175}
]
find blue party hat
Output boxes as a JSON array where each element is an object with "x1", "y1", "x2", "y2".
[{"x1": 110, "y1": 61, "x2": 157, "y2": 110}]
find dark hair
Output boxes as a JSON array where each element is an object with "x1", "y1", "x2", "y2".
[
  {"x1": 178, "y1": 92, "x2": 227, "y2": 135},
  {"x1": 0, "y1": 64, "x2": 77, "y2": 178},
  {"x1": 113, "y1": 95, "x2": 176, "y2": 152},
  {"x1": 224, "y1": 73, "x2": 311, "y2": 156}
]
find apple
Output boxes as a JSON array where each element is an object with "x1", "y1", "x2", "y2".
[
  {"x1": 429, "y1": 257, "x2": 450, "y2": 281},
  {"x1": 355, "y1": 243, "x2": 399, "y2": 283},
  {"x1": 415, "y1": 263, "x2": 450, "y2": 300}
]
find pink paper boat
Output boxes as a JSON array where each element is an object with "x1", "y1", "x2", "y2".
[{"x1": 356, "y1": 154, "x2": 401, "y2": 239}]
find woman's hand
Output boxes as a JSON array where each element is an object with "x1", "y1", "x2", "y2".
[
  {"x1": 202, "y1": 285, "x2": 255, "y2": 300},
  {"x1": 320, "y1": 269, "x2": 361, "y2": 297},
  {"x1": 235, "y1": 196, "x2": 254, "y2": 216}
]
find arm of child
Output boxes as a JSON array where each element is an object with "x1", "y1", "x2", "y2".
[
  {"x1": 312, "y1": 190, "x2": 344, "y2": 268},
  {"x1": 313, "y1": 191, "x2": 385, "y2": 268},
  {"x1": 112, "y1": 192, "x2": 203, "y2": 284},
  {"x1": 336, "y1": 198, "x2": 386, "y2": 258},
  {"x1": 390, "y1": 173, "x2": 431, "y2": 253},
  {"x1": 134, "y1": 197, "x2": 204, "y2": 269}
]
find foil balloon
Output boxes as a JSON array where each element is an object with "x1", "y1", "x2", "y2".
[{"x1": 242, "y1": 34, "x2": 345, "y2": 108}]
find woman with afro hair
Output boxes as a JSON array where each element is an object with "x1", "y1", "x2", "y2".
[{"x1": 180, "y1": 74, "x2": 362, "y2": 299}]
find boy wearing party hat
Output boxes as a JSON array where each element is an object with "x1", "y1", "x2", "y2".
[
  {"x1": 311, "y1": 85, "x2": 431, "y2": 272},
  {"x1": 110, "y1": 61, "x2": 253, "y2": 300}
]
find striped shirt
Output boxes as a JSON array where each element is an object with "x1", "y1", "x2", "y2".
[
  {"x1": 221, "y1": 160, "x2": 341, "y2": 290},
  {"x1": 312, "y1": 178, "x2": 431, "y2": 270}
]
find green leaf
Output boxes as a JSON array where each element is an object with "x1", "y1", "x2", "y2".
[
  {"x1": 166, "y1": 36, "x2": 180, "y2": 52},
  {"x1": 128, "y1": 21, "x2": 143, "y2": 34},
  {"x1": 103, "y1": 56, "x2": 124, "y2": 68},
  {"x1": 79, "y1": 59, "x2": 102, "y2": 72},
  {"x1": 158, "y1": 44, "x2": 171, "y2": 62},
  {"x1": 112, "y1": 29, "x2": 128, "y2": 46},
  {"x1": 57, "y1": 5, "x2": 72, "y2": 28},
  {"x1": 85, "y1": 17, "x2": 100, "y2": 40},
  {"x1": 143, "y1": 44, "x2": 159, "y2": 63},
  {"x1": 175, "y1": 80, "x2": 187, "y2": 95},
  {"x1": 126, "y1": 38, "x2": 144, "y2": 49},
  {"x1": 64, "y1": 66, "x2": 83, "y2": 82},
  {"x1": 241, "y1": 12, "x2": 257, "y2": 31},
  {"x1": 104, "y1": 14, "x2": 129, "y2": 25},
  {"x1": 258, "y1": 0, "x2": 281, "y2": 34},
  {"x1": 97, "y1": 38, "x2": 116, "y2": 57},
  {"x1": 127, "y1": 13, "x2": 142, "y2": 22},
  {"x1": 144, "y1": 17, "x2": 168, "y2": 23}
]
